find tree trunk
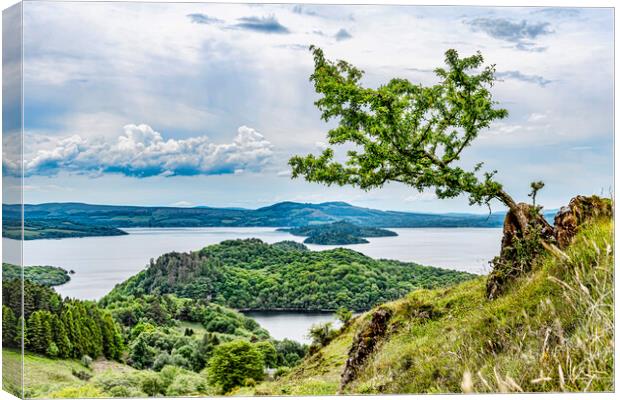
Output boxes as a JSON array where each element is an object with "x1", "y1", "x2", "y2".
[
  {"x1": 486, "y1": 188, "x2": 554, "y2": 299},
  {"x1": 495, "y1": 188, "x2": 529, "y2": 233}
]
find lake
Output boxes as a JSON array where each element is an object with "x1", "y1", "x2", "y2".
[
  {"x1": 243, "y1": 311, "x2": 346, "y2": 344},
  {"x1": 4, "y1": 227, "x2": 501, "y2": 300},
  {"x1": 3, "y1": 226, "x2": 501, "y2": 342}
]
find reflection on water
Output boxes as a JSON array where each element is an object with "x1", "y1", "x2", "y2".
[{"x1": 3, "y1": 227, "x2": 502, "y2": 301}]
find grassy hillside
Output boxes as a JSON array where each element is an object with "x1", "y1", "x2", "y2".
[
  {"x1": 2, "y1": 348, "x2": 133, "y2": 398},
  {"x1": 104, "y1": 239, "x2": 475, "y2": 311},
  {"x1": 258, "y1": 218, "x2": 613, "y2": 395}
]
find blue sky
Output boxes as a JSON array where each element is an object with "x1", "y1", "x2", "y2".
[{"x1": 10, "y1": 3, "x2": 614, "y2": 212}]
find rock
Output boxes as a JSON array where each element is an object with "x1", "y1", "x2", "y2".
[
  {"x1": 554, "y1": 195, "x2": 612, "y2": 248},
  {"x1": 340, "y1": 307, "x2": 392, "y2": 391},
  {"x1": 487, "y1": 195, "x2": 612, "y2": 300}
]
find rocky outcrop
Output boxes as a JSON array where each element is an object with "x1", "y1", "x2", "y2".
[
  {"x1": 487, "y1": 195, "x2": 612, "y2": 300},
  {"x1": 340, "y1": 307, "x2": 392, "y2": 391},
  {"x1": 554, "y1": 195, "x2": 612, "y2": 248}
]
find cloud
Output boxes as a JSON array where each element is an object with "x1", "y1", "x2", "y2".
[
  {"x1": 275, "y1": 43, "x2": 309, "y2": 51},
  {"x1": 466, "y1": 17, "x2": 553, "y2": 51},
  {"x1": 233, "y1": 16, "x2": 290, "y2": 34},
  {"x1": 335, "y1": 28, "x2": 352, "y2": 41},
  {"x1": 531, "y1": 8, "x2": 581, "y2": 18},
  {"x1": 171, "y1": 201, "x2": 194, "y2": 207},
  {"x1": 528, "y1": 112, "x2": 548, "y2": 122},
  {"x1": 277, "y1": 170, "x2": 292, "y2": 177},
  {"x1": 496, "y1": 70, "x2": 553, "y2": 87},
  {"x1": 10, "y1": 124, "x2": 273, "y2": 178},
  {"x1": 187, "y1": 13, "x2": 224, "y2": 24},
  {"x1": 292, "y1": 5, "x2": 318, "y2": 17}
]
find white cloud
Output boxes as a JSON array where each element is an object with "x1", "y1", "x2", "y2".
[
  {"x1": 171, "y1": 200, "x2": 194, "y2": 207},
  {"x1": 11, "y1": 124, "x2": 273, "y2": 178}
]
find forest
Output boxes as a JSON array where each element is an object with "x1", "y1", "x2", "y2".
[
  {"x1": 2, "y1": 278, "x2": 308, "y2": 397},
  {"x1": 103, "y1": 239, "x2": 474, "y2": 311}
]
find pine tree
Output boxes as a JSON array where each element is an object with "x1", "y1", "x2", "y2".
[
  {"x1": 51, "y1": 314, "x2": 72, "y2": 358},
  {"x1": 15, "y1": 316, "x2": 27, "y2": 348},
  {"x1": 2, "y1": 305, "x2": 17, "y2": 348}
]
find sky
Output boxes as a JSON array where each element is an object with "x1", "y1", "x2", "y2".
[{"x1": 5, "y1": 2, "x2": 614, "y2": 213}]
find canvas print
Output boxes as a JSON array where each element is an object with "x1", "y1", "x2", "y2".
[{"x1": 1, "y1": 1, "x2": 614, "y2": 398}]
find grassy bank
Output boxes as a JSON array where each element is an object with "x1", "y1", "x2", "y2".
[{"x1": 260, "y1": 218, "x2": 613, "y2": 395}]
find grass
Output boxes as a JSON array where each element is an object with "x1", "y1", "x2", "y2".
[
  {"x1": 2, "y1": 348, "x2": 135, "y2": 398},
  {"x1": 262, "y1": 218, "x2": 614, "y2": 395}
]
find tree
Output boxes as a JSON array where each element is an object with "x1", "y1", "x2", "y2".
[
  {"x1": 289, "y1": 47, "x2": 546, "y2": 235},
  {"x1": 207, "y1": 340, "x2": 265, "y2": 393},
  {"x1": 528, "y1": 181, "x2": 545, "y2": 207},
  {"x1": 335, "y1": 307, "x2": 353, "y2": 325},
  {"x1": 2, "y1": 305, "x2": 17, "y2": 348},
  {"x1": 307, "y1": 322, "x2": 336, "y2": 347},
  {"x1": 255, "y1": 341, "x2": 278, "y2": 368}
]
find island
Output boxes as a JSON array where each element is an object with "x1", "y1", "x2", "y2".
[{"x1": 279, "y1": 221, "x2": 398, "y2": 245}]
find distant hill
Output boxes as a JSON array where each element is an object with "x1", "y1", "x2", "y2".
[{"x1": 2, "y1": 201, "x2": 558, "y2": 240}]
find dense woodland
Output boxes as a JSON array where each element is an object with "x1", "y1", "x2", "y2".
[
  {"x1": 104, "y1": 239, "x2": 474, "y2": 311},
  {"x1": 3, "y1": 279, "x2": 124, "y2": 360}
]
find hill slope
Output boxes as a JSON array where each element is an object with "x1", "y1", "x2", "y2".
[
  {"x1": 103, "y1": 239, "x2": 474, "y2": 312},
  {"x1": 257, "y1": 218, "x2": 613, "y2": 395}
]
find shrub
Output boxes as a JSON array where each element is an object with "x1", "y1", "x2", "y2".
[
  {"x1": 71, "y1": 369, "x2": 92, "y2": 381},
  {"x1": 166, "y1": 373, "x2": 208, "y2": 396},
  {"x1": 139, "y1": 371, "x2": 165, "y2": 396},
  {"x1": 274, "y1": 366, "x2": 291, "y2": 379},
  {"x1": 46, "y1": 342, "x2": 59, "y2": 358},
  {"x1": 48, "y1": 385, "x2": 104, "y2": 398},
  {"x1": 80, "y1": 355, "x2": 93, "y2": 368}
]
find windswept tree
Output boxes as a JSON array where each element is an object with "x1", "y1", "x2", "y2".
[
  {"x1": 290, "y1": 47, "x2": 553, "y2": 296},
  {"x1": 291, "y1": 47, "x2": 545, "y2": 230}
]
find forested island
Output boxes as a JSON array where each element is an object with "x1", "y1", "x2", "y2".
[
  {"x1": 278, "y1": 221, "x2": 397, "y2": 245},
  {"x1": 104, "y1": 239, "x2": 473, "y2": 311}
]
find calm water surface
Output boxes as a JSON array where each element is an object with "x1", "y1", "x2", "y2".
[
  {"x1": 243, "y1": 311, "x2": 344, "y2": 344},
  {"x1": 4, "y1": 227, "x2": 501, "y2": 341}
]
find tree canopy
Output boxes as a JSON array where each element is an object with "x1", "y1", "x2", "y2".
[{"x1": 290, "y1": 47, "x2": 521, "y2": 214}]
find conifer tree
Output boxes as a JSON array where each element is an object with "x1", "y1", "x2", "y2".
[{"x1": 2, "y1": 305, "x2": 17, "y2": 348}]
